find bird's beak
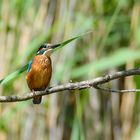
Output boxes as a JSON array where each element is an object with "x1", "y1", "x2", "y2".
[
  {"x1": 43, "y1": 43, "x2": 61, "y2": 56},
  {"x1": 48, "y1": 43, "x2": 61, "y2": 50}
]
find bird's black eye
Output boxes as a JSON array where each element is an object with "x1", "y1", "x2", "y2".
[
  {"x1": 37, "y1": 44, "x2": 48, "y2": 52},
  {"x1": 36, "y1": 44, "x2": 48, "y2": 55}
]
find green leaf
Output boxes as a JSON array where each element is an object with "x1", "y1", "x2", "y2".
[
  {"x1": 71, "y1": 48, "x2": 140, "y2": 78},
  {"x1": 53, "y1": 31, "x2": 92, "y2": 52},
  {"x1": 0, "y1": 64, "x2": 28, "y2": 85}
]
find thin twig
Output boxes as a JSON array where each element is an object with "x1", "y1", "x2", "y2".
[
  {"x1": 0, "y1": 68, "x2": 140, "y2": 102},
  {"x1": 94, "y1": 85, "x2": 140, "y2": 93}
]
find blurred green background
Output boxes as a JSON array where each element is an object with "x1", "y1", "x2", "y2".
[{"x1": 0, "y1": 0, "x2": 140, "y2": 140}]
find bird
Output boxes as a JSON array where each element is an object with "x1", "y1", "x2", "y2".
[{"x1": 26, "y1": 43, "x2": 60, "y2": 104}]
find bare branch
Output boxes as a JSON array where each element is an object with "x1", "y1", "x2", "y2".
[{"x1": 0, "y1": 68, "x2": 140, "y2": 102}]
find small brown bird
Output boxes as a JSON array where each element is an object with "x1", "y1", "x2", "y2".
[{"x1": 26, "y1": 43, "x2": 60, "y2": 104}]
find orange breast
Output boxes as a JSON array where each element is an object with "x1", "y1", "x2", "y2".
[{"x1": 26, "y1": 55, "x2": 52, "y2": 90}]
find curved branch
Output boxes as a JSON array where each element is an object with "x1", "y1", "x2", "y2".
[{"x1": 0, "y1": 68, "x2": 140, "y2": 102}]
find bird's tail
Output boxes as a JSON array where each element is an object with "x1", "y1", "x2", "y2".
[{"x1": 33, "y1": 96, "x2": 42, "y2": 104}]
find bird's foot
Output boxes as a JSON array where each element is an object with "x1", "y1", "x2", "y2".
[
  {"x1": 45, "y1": 87, "x2": 51, "y2": 92},
  {"x1": 32, "y1": 90, "x2": 36, "y2": 96}
]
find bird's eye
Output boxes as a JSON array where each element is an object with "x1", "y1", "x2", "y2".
[
  {"x1": 38, "y1": 47, "x2": 43, "y2": 51},
  {"x1": 36, "y1": 44, "x2": 48, "y2": 55},
  {"x1": 37, "y1": 44, "x2": 46, "y2": 52}
]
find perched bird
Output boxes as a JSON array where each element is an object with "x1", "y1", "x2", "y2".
[{"x1": 26, "y1": 43, "x2": 60, "y2": 104}]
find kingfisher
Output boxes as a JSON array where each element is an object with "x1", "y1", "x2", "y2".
[{"x1": 26, "y1": 43, "x2": 60, "y2": 104}]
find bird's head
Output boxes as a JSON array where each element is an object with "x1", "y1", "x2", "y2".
[{"x1": 37, "y1": 43, "x2": 60, "y2": 56}]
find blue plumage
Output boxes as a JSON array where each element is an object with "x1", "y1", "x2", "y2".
[
  {"x1": 27, "y1": 60, "x2": 33, "y2": 72},
  {"x1": 37, "y1": 49, "x2": 47, "y2": 55}
]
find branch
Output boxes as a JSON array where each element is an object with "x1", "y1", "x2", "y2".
[{"x1": 0, "y1": 68, "x2": 140, "y2": 102}]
